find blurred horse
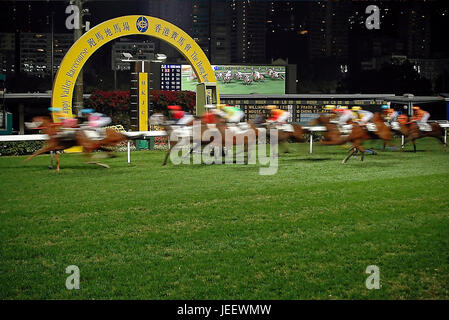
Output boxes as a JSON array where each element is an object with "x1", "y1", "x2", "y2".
[
  {"x1": 248, "y1": 114, "x2": 307, "y2": 153},
  {"x1": 24, "y1": 116, "x2": 129, "y2": 171},
  {"x1": 398, "y1": 116, "x2": 446, "y2": 152},
  {"x1": 313, "y1": 113, "x2": 392, "y2": 163},
  {"x1": 243, "y1": 75, "x2": 252, "y2": 85},
  {"x1": 150, "y1": 113, "x2": 215, "y2": 166}
]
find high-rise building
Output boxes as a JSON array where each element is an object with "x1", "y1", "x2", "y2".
[
  {"x1": 308, "y1": 0, "x2": 350, "y2": 63},
  {"x1": 191, "y1": 0, "x2": 211, "y2": 59},
  {"x1": 209, "y1": 1, "x2": 232, "y2": 64},
  {"x1": 0, "y1": 33, "x2": 15, "y2": 74},
  {"x1": 231, "y1": 0, "x2": 267, "y2": 63},
  {"x1": 148, "y1": 0, "x2": 193, "y2": 62},
  {"x1": 19, "y1": 33, "x2": 72, "y2": 77},
  {"x1": 190, "y1": 0, "x2": 268, "y2": 64},
  {"x1": 406, "y1": 2, "x2": 431, "y2": 59},
  {"x1": 266, "y1": 1, "x2": 308, "y2": 62},
  {"x1": 111, "y1": 39, "x2": 156, "y2": 71}
]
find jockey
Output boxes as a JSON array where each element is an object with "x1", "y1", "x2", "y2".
[
  {"x1": 266, "y1": 105, "x2": 289, "y2": 124},
  {"x1": 167, "y1": 105, "x2": 192, "y2": 126},
  {"x1": 351, "y1": 106, "x2": 373, "y2": 126},
  {"x1": 201, "y1": 104, "x2": 218, "y2": 124},
  {"x1": 79, "y1": 108, "x2": 93, "y2": 126},
  {"x1": 49, "y1": 107, "x2": 78, "y2": 140},
  {"x1": 87, "y1": 111, "x2": 111, "y2": 129},
  {"x1": 222, "y1": 105, "x2": 245, "y2": 123},
  {"x1": 49, "y1": 107, "x2": 68, "y2": 125},
  {"x1": 335, "y1": 106, "x2": 354, "y2": 126},
  {"x1": 323, "y1": 105, "x2": 337, "y2": 120},
  {"x1": 381, "y1": 105, "x2": 399, "y2": 124},
  {"x1": 168, "y1": 105, "x2": 183, "y2": 123},
  {"x1": 266, "y1": 105, "x2": 293, "y2": 132},
  {"x1": 411, "y1": 106, "x2": 431, "y2": 131}
]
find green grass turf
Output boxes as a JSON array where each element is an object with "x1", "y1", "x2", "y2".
[{"x1": 0, "y1": 138, "x2": 448, "y2": 299}]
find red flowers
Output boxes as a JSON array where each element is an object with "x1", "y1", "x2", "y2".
[
  {"x1": 151, "y1": 90, "x2": 196, "y2": 112},
  {"x1": 85, "y1": 89, "x2": 196, "y2": 131},
  {"x1": 87, "y1": 89, "x2": 196, "y2": 112},
  {"x1": 88, "y1": 90, "x2": 130, "y2": 111}
]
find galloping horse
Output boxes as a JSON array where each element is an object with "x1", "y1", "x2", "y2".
[
  {"x1": 150, "y1": 113, "x2": 215, "y2": 166},
  {"x1": 151, "y1": 113, "x2": 256, "y2": 165},
  {"x1": 248, "y1": 114, "x2": 307, "y2": 153},
  {"x1": 214, "y1": 114, "x2": 256, "y2": 164},
  {"x1": 24, "y1": 116, "x2": 129, "y2": 171},
  {"x1": 313, "y1": 113, "x2": 392, "y2": 163},
  {"x1": 398, "y1": 116, "x2": 446, "y2": 152}
]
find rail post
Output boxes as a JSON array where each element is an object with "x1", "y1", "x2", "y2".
[{"x1": 309, "y1": 133, "x2": 313, "y2": 154}]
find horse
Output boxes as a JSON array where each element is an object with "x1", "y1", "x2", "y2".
[
  {"x1": 24, "y1": 116, "x2": 129, "y2": 171},
  {"x1": 268, "y1": 69, "x2": 284, "y2": 80},
  {"x1": 243, "y1": 75, "x2": 252, "y2": 85},
  {"x1": 252, "y1": 71, "x2": 264, "y2": 82},
  {"x1": 248, "y1": 114, "x2": 307, "y2": 153},
  {"x1": 398, "y1": 116, "x2": 446, "y2": 152},
  {"x1": 313, "y1": 113, "x2": 393, "y2": 163},
  {"x1": 223, "y1": 73, "x2": 233, "y2": 84},
  {"x1": 213, "y1": 114, "x2": 257, "y2": 164},
  {"x1": 149, "y1": 113, "x2": 216, "y2": 166}
]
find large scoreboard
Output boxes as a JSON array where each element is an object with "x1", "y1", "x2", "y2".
[{"x1": 220, "y1": 96, "x2": 390, "y2": 124}]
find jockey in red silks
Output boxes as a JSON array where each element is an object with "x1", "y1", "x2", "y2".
[
  {"x1": 168, "y1": 105, "x2": 183, "y2": 121},
  {"x1": 334, "y1": 106, "x2": 354, "y2": 126},
  {"x1": 201, "y1": 104, "x2": 220, "y2": 124},
  {"x1": 266, "y1": 105, "x2": 289, "y2": 124},
  {"x1": 168, "y1": 105, "x2": 194, "y2": 126}
]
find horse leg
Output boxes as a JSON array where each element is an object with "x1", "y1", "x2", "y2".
[
  {"x1": 282, "y1": 140, "x2": 289, "y2": 154},
  {"x1": 24, "y1": 144, "x2": 58, "y2": 162},
  {"x1": 358, "y1": 145, "x2": 366, "y2": 161},
  {"x1": 163, "y1": 150, "x2": 170, "y2": 166},
  {"x1": 163, "y1": 141, "x2": 176, "y2": 166},
  {"x1": 413, "y1": 140, "x2": 417, "y2": 153},
  {"x1": 342, "y1": 147, "x2": 355, "y2": 164},
  {"x1": 55, "y1": 152, "x2": 60, "y2": 172},
  {"x1": 402, "y1": 137, "x2": 409, "y2": 151},
  {"x1": 83, "y1": 149, "x2": 110, "y2": 168}
]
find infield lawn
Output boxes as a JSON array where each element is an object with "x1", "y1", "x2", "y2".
[{"x1": 0, "y1": 138, "x2": 448, "y2": 299}]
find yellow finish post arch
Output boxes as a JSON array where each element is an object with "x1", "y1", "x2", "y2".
[{"x1": 52, "y1": 15, "x2": 219, "y2": 120}]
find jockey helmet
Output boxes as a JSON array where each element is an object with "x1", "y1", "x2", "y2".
[
  {"x1": 81, "y1": 108, "x2": 94, "y2": 114},
  {"x1": 381, "y1": 105, "x2": 389, "y2": 109},
  {"x1": 352, "y1": 106, "x2": 362, "y2": 111},
  {"x1": 339, "y1": 106, "x2": 348, "y2": 109},
  {"x1": 412, "y1": 106, "x2": 420, "y2": 110},
  {"x1": 168, "y1": 105, "x2": 182, "y2": 111}
]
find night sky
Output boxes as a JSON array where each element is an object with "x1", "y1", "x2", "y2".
[{"x1": 1, "y1": 0, "x2": 449, "y2": 94}]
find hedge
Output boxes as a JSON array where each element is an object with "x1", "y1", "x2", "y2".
[{"x1": 0, "y1": 141, "x2": 44, "y2": 156}]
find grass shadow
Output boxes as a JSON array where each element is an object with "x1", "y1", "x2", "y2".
[{"x1": 282, "y1": 157, "x2": 333, "y2": 162}]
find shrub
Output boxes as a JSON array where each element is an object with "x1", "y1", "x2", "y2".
[{"x1": 0, "y1": 141, "x2": 44, "y2": 156}]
